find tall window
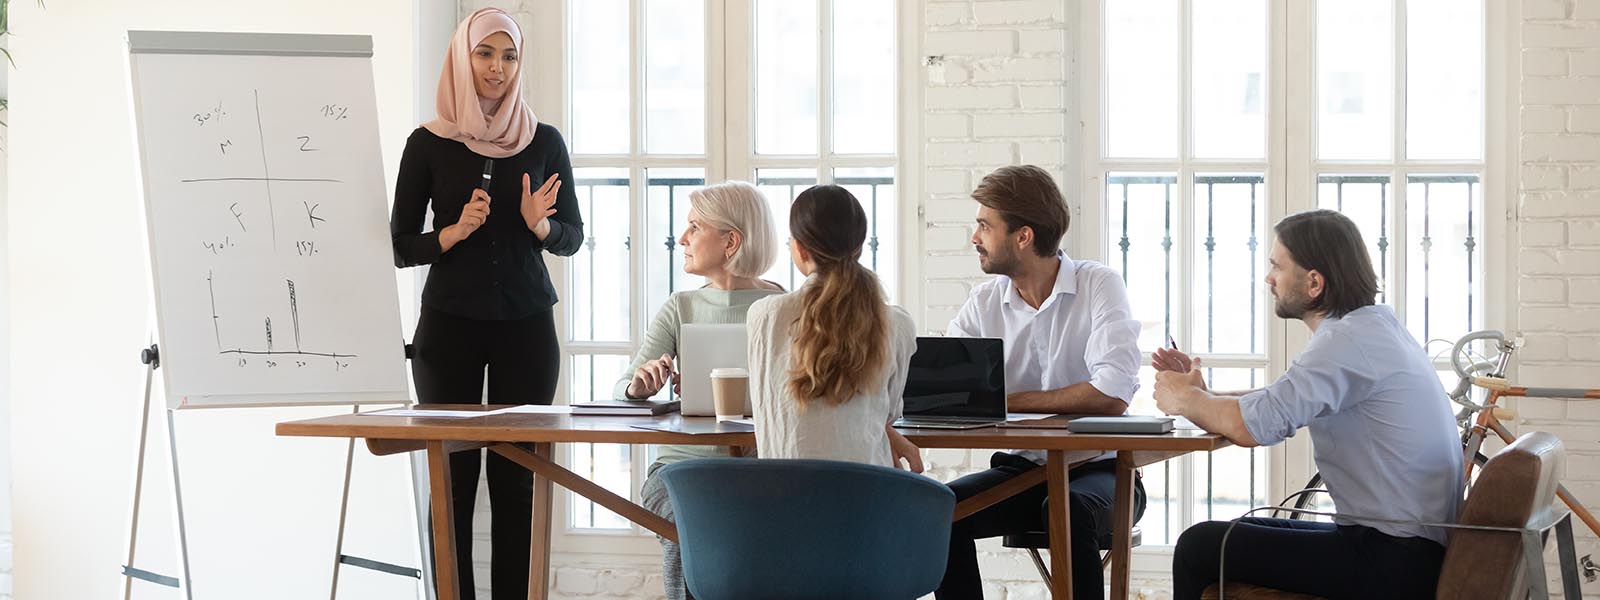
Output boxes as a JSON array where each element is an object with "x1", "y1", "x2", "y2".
[
  {"x1": 1086, "y1": 0, "x2": 1486, "y2": 545},
  {"x1": 1312, "y1": 0, "x2": 1485, "y2": 351},
  {"x1": 552, "y1": 0, "x2": 900, "y2": 537}
]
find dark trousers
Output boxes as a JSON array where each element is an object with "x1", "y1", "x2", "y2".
[
  {"x1": 1172, "y1": 518, "x2": 1446, "y2": 600},
  {"x1": 413, "y1": 306, "x2": 560, "y2": 600},
  {"x1": 937, "y1": 453, "x2": 1146, "y2": 600}
]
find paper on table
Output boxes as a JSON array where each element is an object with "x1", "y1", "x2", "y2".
[
  {"x1": 361, "y1": 408, "x2": 489, "y2": 418},
  {"x1": 631, "y1": 420, "x2": 755, "y2": 435},
  {"x1": 1006, "y1": 412, "x2": 1055, "y2": 421},
  {"x1": 1172, "y1": 416, "x2": 1202, "y2": 430},
  {"x1": 487, "y1": 404, "x2": 573, "y2": 415},
  {"x1": 361, "y1": 405, "x2": 573, "y2": 418}
]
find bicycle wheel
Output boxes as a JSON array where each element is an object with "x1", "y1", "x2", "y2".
[{"x1": 1290, "y1": 472, "x2": 1324, "y2": 518}]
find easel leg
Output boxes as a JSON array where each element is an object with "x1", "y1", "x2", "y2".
[
  {"x1": 412, "y1": 450, "x2": 436, "y2": 600},
  {"x1": 165, "y1": 409, "x2": 196, "y2": 600},
  {"x1": 120, "y1": 348, "x2": 191, "y2": 598},
  {"x1": 121, "y1": 358, "x2": 159, "y2": 600},
  {"x1": 329, "y1": 405, "x2": 359, "y2": 600}
]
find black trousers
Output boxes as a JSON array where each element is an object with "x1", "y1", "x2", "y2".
[
  {"x1": 937, "y1": 453, "x2": 1146, "y2": 600},
  {"x1": 1172, "y1": 517, "x2": 1446, "y2": 600},
  {"x1": 413, "y1": 306, "x2": 560, "y2": 600}
]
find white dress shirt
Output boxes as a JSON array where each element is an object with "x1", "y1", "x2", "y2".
[
  {"x1": 1239, "y1": 305, "x2": 1463, "y2": 544},
  {"x1": 946, "y1": 252, "x2": 1143, "y2": 462},
  {"x1": 747, "y1": 289, "x2": 919, "y2": 468}
]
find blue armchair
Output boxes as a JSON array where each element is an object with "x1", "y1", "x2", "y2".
[{"x1": 658, "y1": 458, "x2": 956, "y2": 600}]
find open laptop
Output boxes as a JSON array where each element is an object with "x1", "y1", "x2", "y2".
[
  {"x1": 893, "y1": 337, "x2": 1007, "y2": 429},
  {"x1": 678, "y1": 323, "x2": 751, "y2": 417}
]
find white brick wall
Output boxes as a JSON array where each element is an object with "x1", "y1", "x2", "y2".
[
  {"x1": 1518, "y1": 2, "x2": 1600, "y2": 597},
  {"x1": 920, "y1": 0, "x2": 1068, "y2": 334}
]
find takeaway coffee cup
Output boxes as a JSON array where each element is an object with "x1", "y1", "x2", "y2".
[{"x1": 709, "y1": 368, "x2": 749, "y2": 422}]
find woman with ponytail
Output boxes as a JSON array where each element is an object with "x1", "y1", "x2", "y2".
[{"x1": 746, "y1": 185, "x2": 923, "y2": 470}]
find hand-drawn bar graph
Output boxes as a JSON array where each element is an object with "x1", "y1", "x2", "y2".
[{"x1": 208, "y1": 271, "x2": 356, "y2": 362}]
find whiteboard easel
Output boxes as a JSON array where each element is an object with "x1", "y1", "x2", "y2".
[{"x1": 122, "y1": 30, "x2": 428, "y2": 600}]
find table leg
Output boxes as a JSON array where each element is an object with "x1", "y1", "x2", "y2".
[
  {"x1": 1046, "y1": 450, "x2": 1073, "y2": 599},
  {"x1": 426, "y1": 441, "x2": 459, "y2": 600},
  {"x1": 527, "y1": 443, "x2": 554, "y2": 600},
  {"x1": 1109, "y1": 452, "x2": 1136, "y2": 600}
]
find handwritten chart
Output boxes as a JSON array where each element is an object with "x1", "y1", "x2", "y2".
[{"x1": 129, "y1": 32, "x2": 407, "y2": 408}]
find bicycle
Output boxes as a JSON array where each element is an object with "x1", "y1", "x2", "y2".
[{"x1": 1286, "y1": 329, "x2": 1600, "y2": 580}]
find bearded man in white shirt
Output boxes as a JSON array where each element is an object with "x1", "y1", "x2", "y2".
[{"x1": 936, "y1": 165, "x2": 1146, "y2": 600}]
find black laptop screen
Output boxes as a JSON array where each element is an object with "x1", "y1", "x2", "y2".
[{"x1": 902, "y1": 337, "x2": 1006, "y2": 419}]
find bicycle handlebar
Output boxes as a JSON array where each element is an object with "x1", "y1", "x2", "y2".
[{"x1": 1451, "y1": 329, "x2": 1508, "y2": 379}]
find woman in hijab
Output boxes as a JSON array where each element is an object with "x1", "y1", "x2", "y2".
[{"x1": 390, "y1": 8, "x2": 583, "y2": 599}]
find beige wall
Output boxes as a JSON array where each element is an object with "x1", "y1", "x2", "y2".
[
  {"x1": 1, "y1": 30, "x2": 11, "y2": 600},
  {"x1": 6, "y1": 2, "x2": 414, "y2": 598}
]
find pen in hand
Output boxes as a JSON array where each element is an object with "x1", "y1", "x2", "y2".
[{"x1": 1161, "y1": 334, "x2": 1196, "y2": 373}]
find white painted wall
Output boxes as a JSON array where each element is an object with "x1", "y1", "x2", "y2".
[
  {"x1": 1, "y1": 27, "x2": 12, "y2": 600},
  {"x1": 6, "y1": 2, "x2": 417, "y2": 599}
]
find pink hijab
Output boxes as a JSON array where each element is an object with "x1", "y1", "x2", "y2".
[{"x1": 423, "y1": 8, "x2": 538, "y2": 158}]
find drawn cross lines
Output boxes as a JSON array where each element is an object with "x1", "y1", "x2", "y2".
[{"x1": 179, "y1": 89, "x2": 345, "y2": 250}]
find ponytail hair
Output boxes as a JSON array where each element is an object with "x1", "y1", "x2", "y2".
[{"x1": 786, "y1": 185, "x2": 889, "y2": 406}]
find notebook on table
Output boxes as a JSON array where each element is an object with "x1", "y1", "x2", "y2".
[
  {"x1": 570, "y1": 399, "x2": 680, "y2": 416},
  {"x1": 1064, "y1": 416, "x2": 1175, "y2": 434}
]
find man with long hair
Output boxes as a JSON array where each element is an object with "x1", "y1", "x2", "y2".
[
  {"x1": 937, "y1": 165, "x2": 1146, "y2": 599},
  {"x1": 1155, "y1": 210, "x2": 1463, "y2": 598}
]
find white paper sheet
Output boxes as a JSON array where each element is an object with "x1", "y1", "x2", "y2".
[{"x1": 361, "y1": 408, "x2": 490, "y2": 418}]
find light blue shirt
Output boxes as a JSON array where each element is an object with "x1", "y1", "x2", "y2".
[{"x1": 1240, "y1": 305, "x2": 1464, "y2": 544}]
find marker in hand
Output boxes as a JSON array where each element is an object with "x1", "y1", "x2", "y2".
[
  {"x1": 460, "y1": 159, "x2": 492, "y2": 232},
  {"x1": 479, "y1": 159, "x2": 494, "y2": 195}
]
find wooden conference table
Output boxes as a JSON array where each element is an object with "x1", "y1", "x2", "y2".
[{"x1": 276, "y1": 407, "x2": 1229, "y2": 600}]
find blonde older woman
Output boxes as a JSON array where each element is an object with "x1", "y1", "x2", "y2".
[{"x1": 618, "y1": 180, "x2": 781, "y2": 600}]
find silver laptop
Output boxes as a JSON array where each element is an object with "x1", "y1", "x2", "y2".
[
  {"x1": 678, "y1": 323, "x2": 752, "y2": 417},
  {"x1": 893, "y1": 337, "x2": 1007, "y2": 429}
]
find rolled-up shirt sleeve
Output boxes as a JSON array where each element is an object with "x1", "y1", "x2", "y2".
[
  {"x1": 1083, "y1": 272, "x2": 1142, "y2": 404},
  {"x1": 1239, "y1": 329, "x2": 1374, "y2": 446}
]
